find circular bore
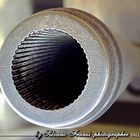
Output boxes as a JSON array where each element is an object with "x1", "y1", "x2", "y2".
[
  {"x1": 11, "y1": 29, "x2": 88, "y2": 110},
  {"x1": 0, "y1": 8, "x2": 122, "y2": 129}
]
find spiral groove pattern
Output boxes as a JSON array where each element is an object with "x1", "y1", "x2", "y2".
[{"x1": 12, "y1": 29, "x2": 88, "y2": 110}]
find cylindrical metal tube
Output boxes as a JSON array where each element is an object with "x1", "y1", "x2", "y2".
[{"x1": 0, "y1": 8, "x2": 140, "y2": 129}]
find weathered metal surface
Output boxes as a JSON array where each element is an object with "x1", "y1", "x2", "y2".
[{"x1": 0, "y1": 8, "x2": 140, "y2": 129}]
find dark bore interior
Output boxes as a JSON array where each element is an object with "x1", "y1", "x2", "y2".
[{"x1": 12, "y1": 29, "x2": 88, "y2": 110}]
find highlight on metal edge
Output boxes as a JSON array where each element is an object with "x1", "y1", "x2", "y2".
[{"x1": 0, "y1": 8, "x2": 140, "y2": 129}]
